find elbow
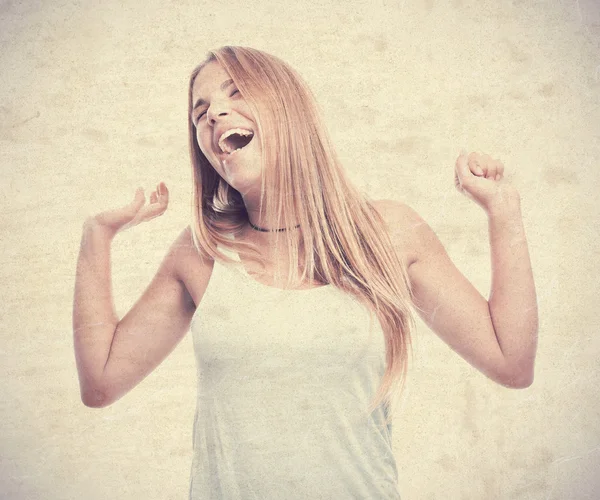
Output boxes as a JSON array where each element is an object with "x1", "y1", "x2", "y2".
[
  {"x1": 81, "y1": 387, "x2": 114, "y2": 408},
  {"x1": 501, "y1": 366, "x2": 535, "y2": 389},
  {"x1": 508, "y1": 373, "x2": 534, "y2": 389}
]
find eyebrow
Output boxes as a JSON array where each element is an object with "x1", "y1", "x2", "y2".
[{"x1": 192, "y1": 79, "x2": 235, "y2": 111}]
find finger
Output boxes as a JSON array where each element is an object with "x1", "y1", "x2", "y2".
[
  {"x1": 489, "y1": 159, "x2": 503, "y2": 180},
  {"x1": 456, "y1": 150, "x2": 477, "y2": 185},
  {"x1": 131, "y1": 187, "x2": 145, "y2": 207},
  {"x1": 482, "y1": 161, "x2": 497, "y2": 180},
  {"x1": 486, "y1": 155, "x2": 503, "y2": 180},
  {"x1": 480, "y1": 154, "x2": 495, "y2": 179},
  {"x1": 468, "y1": 153, "x2": 485, "y2": 176},
  {"x1": 454, "y1": 171, "x2": 462, "y2": 191},
  {"x1": 157, "y1": 182, "x2": 169, "y2": 202},
  {"x1": 138, "y1": 193, "x2": 168, "y2": 222},
  {"x1": 496, "y1": 160, "x2": 505, "y2": 180},
  {"x1": 124, "y1": 188, "x2": 146, "y2": 218},
  {"x1": 150, "y1": 191, "x2": 158, "y2": 204}
]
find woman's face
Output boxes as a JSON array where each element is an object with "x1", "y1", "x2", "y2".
[{"x1": 191, "y1": 61, "x2": 262, "y2": 196}]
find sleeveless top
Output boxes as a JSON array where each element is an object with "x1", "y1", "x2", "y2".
[{"x1": 188, "y1": 241, "x2": 402, "y2": 499}]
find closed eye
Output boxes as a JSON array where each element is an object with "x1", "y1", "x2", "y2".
[
  {"x1": 194, "y1": 110, "x2": 207, "y2": 125},
  {"x1": 193, "y1": 89, "x2": 239, "y2": 126}
]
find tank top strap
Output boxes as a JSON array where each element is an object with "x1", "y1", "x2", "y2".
[
  {"x1": 216, "y1": 239, "x2": 241, "y2": 264},
  {"x1": 213, "y1": 238, "x2": 247, "y2": 280}
]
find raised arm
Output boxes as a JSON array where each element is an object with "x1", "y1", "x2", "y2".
[
  {"x1": 373, "y1": 151, "x2": 538, "y2": 388},
  {"x1": 73, "y1": 184, "x2": 212, "y2": 407}
]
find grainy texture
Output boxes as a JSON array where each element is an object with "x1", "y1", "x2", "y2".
[
  {"x1": 1, "y1": 0, "x2": 599, "y2": 499},
  {"x1": 188, "y1": 244, "x2": 400, "y2": 498}
]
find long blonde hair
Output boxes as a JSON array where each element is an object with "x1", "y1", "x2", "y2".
[{"x1": 187, "y1": 46, "x2": 416, "y2": 422}]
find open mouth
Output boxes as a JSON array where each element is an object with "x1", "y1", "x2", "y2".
[{"x1": 218, "y1": 128, "x2": 254, "y2": 155}]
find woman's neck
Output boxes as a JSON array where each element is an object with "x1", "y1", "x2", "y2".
[{"x1": 241, "y1": 194, "x2": 300, "y2": 232}]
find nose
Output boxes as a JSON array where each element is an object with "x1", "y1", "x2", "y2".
[{"x1": 207, "y1": 102, "x2": 230, "y2": 126}]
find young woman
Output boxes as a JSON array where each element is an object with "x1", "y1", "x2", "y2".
[{"x1": 73, "y1": 46, "x2": 538, "y2": 499}]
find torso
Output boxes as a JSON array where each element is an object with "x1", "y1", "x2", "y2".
[{"x1": 175, "y1": 199, "x2": 418, "y2": 307}]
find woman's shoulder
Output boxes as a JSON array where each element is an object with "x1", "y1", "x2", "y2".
[
  {"x1": 370, "y1": 198, "x2": 414, "y2": 221},
  {"x1": 171, "y1": 225, "x2": 196, "y2": 254},
  {"x1": 167, "y1": 225, "x2": 215, "y2": 276},
  {"x1": 163, "y1": 225, "x2": 217, "y2": 305},
  {"x1": 369, "y1": 199, "x2": 425, "y2": 268}
]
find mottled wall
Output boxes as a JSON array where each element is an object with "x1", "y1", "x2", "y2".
[{"x1": 1, "y1": 0, "x2": 599, "y2": 498}]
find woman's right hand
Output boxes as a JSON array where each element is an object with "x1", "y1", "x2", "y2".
[{"x1": 88, "y1": 182, "x2": 170, "y2": 238}]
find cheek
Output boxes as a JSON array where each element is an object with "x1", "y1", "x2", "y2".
[
  {"x1": 196, "y1": 129, "x2": 211, "y2": 154},
  {"x1": 195, "y1": 129, "x2": 222, "y2": 172}
]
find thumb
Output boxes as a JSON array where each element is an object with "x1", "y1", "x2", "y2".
[
  {"x1": 131, "y1": 187, "x2": 145, "y2": 207},
  {"x1": 455, "y1": 150, "x2": 471, "y2": 182},
  {"x1": 123, "y1": 187, "x2": 146, "y2": 218}
]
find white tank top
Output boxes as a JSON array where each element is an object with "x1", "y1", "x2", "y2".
[{"x1": 188, "y1": 241, "x2": 401, "y2": 499}]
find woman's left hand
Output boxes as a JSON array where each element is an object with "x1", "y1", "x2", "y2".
[{"x1": 454, "y1": 150, "x2": 521, "y2": 215}]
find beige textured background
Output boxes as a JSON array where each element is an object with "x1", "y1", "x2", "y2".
[{"x1": 2, "y1": 0, "x2": 599, "y2": 498}]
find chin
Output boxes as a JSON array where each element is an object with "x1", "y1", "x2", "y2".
[{"x1": 225, "y1": 172, "x2": 262, "y2": 195}]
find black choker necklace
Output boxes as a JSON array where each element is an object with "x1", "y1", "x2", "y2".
[{"x1": 248, "y1": 220, "x2": 301, "y2": 232}]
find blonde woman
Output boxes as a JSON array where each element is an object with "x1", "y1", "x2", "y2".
[{"x1": 73, "y1": 46, "x2": 538, "y2": 499}]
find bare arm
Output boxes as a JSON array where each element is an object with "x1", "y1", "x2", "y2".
[
  {"x1": 73, "y1": 184, "x2": 212, "y2": 407},
  {"x1": 375, "y1": 198, "x2": 537, "y2": 388},
  {"x1": 373, "y1": 151, "x2": 538, "y2": 388},
  {"x1": 73, "y1": 220, "x2": 122, "y2": 407},
  {"x1": 486, "y1": 200, "x2": 538, "y2": 382}
]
